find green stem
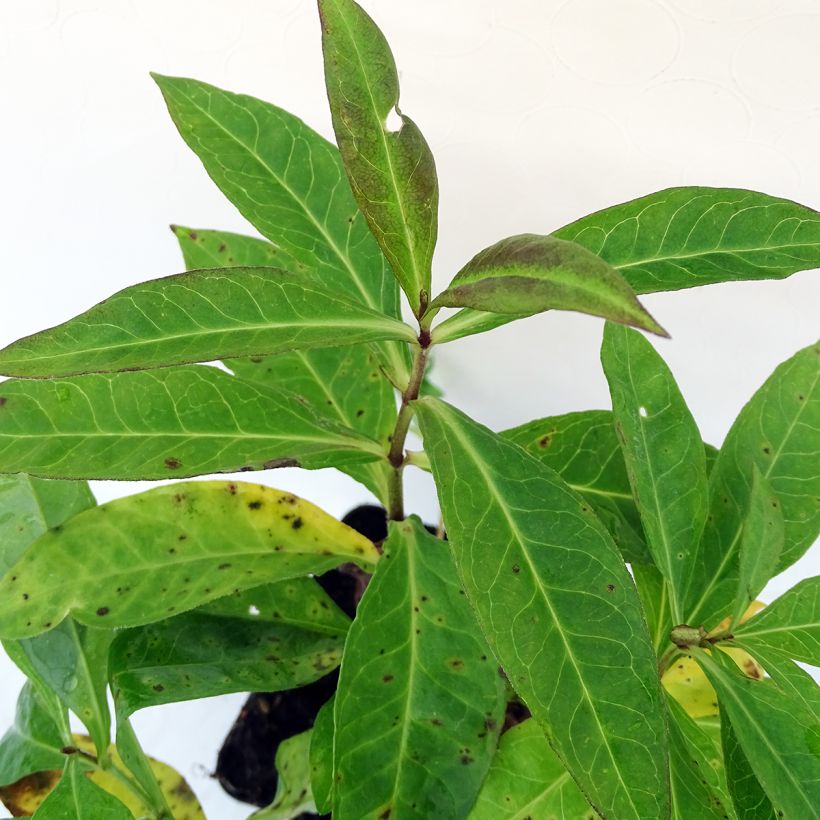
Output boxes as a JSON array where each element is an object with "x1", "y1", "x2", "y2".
[{"x1": 386, "y1": 334, "x2": 431, "y2": 521}]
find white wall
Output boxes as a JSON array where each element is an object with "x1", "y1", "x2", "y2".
[{"x1": 1, "y1": 1, "x2": 818, "y2": 817}]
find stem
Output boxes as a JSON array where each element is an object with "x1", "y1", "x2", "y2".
[
  {"x1": 657, "y1": 646, "x2": 679, "y2": 678},
  {"x1": 386, "y1": 333, "x2": 431, "y2": 521}
]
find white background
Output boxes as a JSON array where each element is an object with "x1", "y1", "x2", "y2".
[{"x1": 1, "y1": 1, "x2": 818, "y2": 817}]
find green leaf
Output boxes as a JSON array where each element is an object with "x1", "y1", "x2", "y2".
[
  {"x1": 431, "y1": 234, "x2": 667, "y2": 336},
  {"x1": 468, "y1": 720, "x2": 591, "y2": 820},
  {"x1": 318, "y1": 0, "x2": 438, "y2": 316},
  {"x1": 554, "y1": 187, "x2": 820, "y2": 294},
  {"x1": 109, "y1": 612, "x2": 342, "y2": 718},
  {"x1": 15, "y1": 623, "x2": 113, "y2": 761},
  {"x1": 112, "y1": 719, "x2": 169, "y2": 818},
  {"x1": 415, "y1": 397, "x2": 669, "y2": 819},
  {"x1": 333, "y1": 517, "x2": 506, "y2": 819},
  {"x1": 633, "y1": 563, "x2": 673, "y2": 654},
  {"x1": 666, "y1": 694, "x2": 736, "y2": 819},
  {"x1": 601, "y1": 324, "x2": 709, "y2": 622},
  {"x1": 251, "y1": 730, "x2": 316, "y2": 820},
  {"x1": 731, "y1": 467, "x2": 785, "y2": 627},
  {"x1": 152, "y1": 74, "x2": 399, "y2": 320},
  {"x1": 686, "y1": 341, "x2": 820, "y2": 628},
  {"x1": 0, "y1": 481, "x2": 378, "y2": 639},
  {"x1": 0, "y1": 267, "x2": 415, "y2": 379},
  {"x1": 172, "y1": 226, "x2": 397, "y2": 502},
  {"x1": 0, "y1": 476, "x2": 94, "y2": 576},
  {"x1": 200, "y1": 578, "x2": 351, "y2": 637},
  {"x1": 721, "y1": 712, "x2": 776, "y2": 820},
  {"x1": 732, "y1": 577, "x2": 819, "y2": 665},
  {"x1": 696, "y1": 648, "x2": 820, "y2": 817},
  {"x1": 501, "y1": 409, "x2": 649, "y2": 564},
  {"x1": 0, "y1": 366, "x2": 385, "y2": 480},
  {"x1": 0, "y1": 685, "x2": 67, "y2": 788},
  {"x1": 31, "y1": 757, "x2": 133, "y2": 820},
  {"x1": 309, "y1": 696, "x2": 335, "y2": 815}
]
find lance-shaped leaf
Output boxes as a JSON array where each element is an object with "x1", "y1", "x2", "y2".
[
  {"x1": 0, "y1": 481, "x2": 378, "y2": 639},
  {"x1": 319, "y1": 0, "x2": 438, "y2": 316},
  {"x1": 431, "y1": 234, "x2": 667, "y2": 336},
  {"x1": 0, "y1": 685, "x2": 67, "y2": 788},
  {"x1": 468, "y1": 720, "x2": 591, "y2": 820},
  {"x1": 252, "y1": 730, "x2": 316, "y2": 820},
  {"x1": 0, "y1": 267, "x2": 415, "y2": 379},
  {"x1": 172, "y1": 225, "x2": 398, "y2": 501},
  {"x1": 696, "y1": 649, "x2": 820, "y2": 817},
  {"x1": 554, "y1": 187, "x2": 820, "y2": 294},
  {"x1": 721, "y1": 715, "x2": 775, "y2": 820},
  {"x1": 200, "y1": 578, "x2": 351, "y2": 637},
  {"x1": 0, "y1": 366, "x2": 384, "y2": 480},
  {"x1": 333, "y1": 517, "x2": 506, "y2": 819},
  {"x1": 602, "y1": 324, "x2": 709, "y2": 622},
  {"x1": 730, "y1": 468, "x2": 785, "y2": 627},
  {"x1": 309, "y1": 697, "x2": 335, "y2": 815},
  {"x1": 152, "y1": 75, "x2": 399, "y2": 320},
  {"x1": 666, "y1": 694, "x2": 736, "y2": 820},
  {"x1": 416, "y1": 397, "x2": 669, "y2": 819},
  {"x1": 732, "y1": 577, "x2": 819, "y2": 665},
  {"x1": 109, "y1": 612, "x2": 342, "y2": 718},
  {"x1": 502, "y1": 409, "x2": 649, "y2": 564},
  {"x1": 634, "y1": 563, "x2": 673, "y2": 654},
  {"x1": 687, "y1": 341, "x2": 820, "y2": 628},
  {"x1": 31, "y1": 757, "x2": 132, "y2": 820}
]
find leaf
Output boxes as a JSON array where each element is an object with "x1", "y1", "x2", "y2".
[
  {"x1": 0, "y1": 267, "x2": 416, "y2": 379},
  {"x1": 468, "y1": 720, "x2": 591, "y2": 820},
  {"x1": 502, "y1": 409, "x2": 650, "y2": 564},
  {"x1": 721, "y1": 712, "x2": 776, "y2": 820},
  {"x1": 696, "y1": 648, "x2": 820, "y2": 818},
  {"x1": 319, "y1": 0, "x2": 438, "y2": 315},
  {"x1": 2, "y1": 734, "x2": 204, "y2": 820},
  {"x1": 0, "y1": 685, "x2": 67, "y2": 789},
  {"x1": 733, "y1": 577, "x2": 819, "y2": 665},
  {"x1": 0, "y1": 366, "x2": 385, "y2": 480},
  {"x1": 431, "y1": 234, "x2": 667, "y2": 336},
  {"x1": 666, "y1": 694, "x2": 736, "y2": 820},
  {"x1": 172, "y1": 226, "x2": 397, "y2": 503},
  {"x1": 309, "y1": 697, "x2": 335, "y2": 815},
  {"x1": 553, "y1": 187, "x2": 820, "y2": 294},
  {"x1": 731, "y1": 467, "x2": 785, "y2": 627},
  {"x1": 15, "y1": 622, "x2": 113, "y2": 761},
  {"x1": 30, "y1": 758, "x2": 132, "y2": 820},
  {"x1": 601, "y1": 323, "x2": 709, "y2": 622},
  {"x1": 108, "y1": 611, "x2": 342, "y2": 718},
  {"x1": 251, "y1": 730, "x2": 315, "y2": 820},
  {"x1": 686, "y1": 341, "x2": 820, "y2": 628},
  {"x1": 200, "y1": 578, "x2": 351, "y2": 637},
  {"x1": 333, "y1": 517, "x2": 506, "y2": 819},
  {"x1": 0, "y1": 481, "x2": 378, "y2": 639},
  {"x1": 415, "y1": 397, "x2": 669, "y2": 819},
  {"x1": 633, "y1": 563, "x2": 673, "y2": 654}
]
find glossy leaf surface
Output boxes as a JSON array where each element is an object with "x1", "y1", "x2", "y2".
[
  {"x1": 109, "y1": 612, "x2": 342, "y2": 717},
  {"x1": 468, "y1": 720, "x2": 590, "y2": 820},
  {"x1": 733, "y1": 577, "x2": 819, "y2": 665},
  {"x1": 697, "y1": 649, "x2": 820, "y2": 817},
  {"x1": 502, "y1": 409, "x2": 649, "y2": 564},
  {"x1": 721, "y1": 716, "x2": 775, "y2": 820},
  {"x1": 416, "y1": 397, "x2": 669, "y2": 819},
  {"x1": 0, "y1": 267, "x2": 414, "y2": 378},
  {"x1": 173, "y1": 226, "x2": 397, "y2": 501},
  {"x1": 333, "y1": 517, "x2": 506, "y2": 819},
  {"x1": 0, "y1": 366, "x2": 383, "y2": 480},
  {"x1": 687, "y1": 341, "x2": 820, "y2": 627},
  {"x1": 602, "y1": 323, "x2": 708, "y2": 620},
  {"x1": 319, "y1": 0, "x2": 438, "y2": 315},
  {"x1": 554, "y1": 187, "x2": 820, "y2": 294},
  {"x1": 0, "y1": 481, "x2": 377, "y2": 639},
  {"x1": 432, "y1": 234, "x2": 666, "y2": 336}
]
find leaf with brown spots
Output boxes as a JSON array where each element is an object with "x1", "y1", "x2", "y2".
[
  {"x1": 251, "y1": 730, "x2": 316, "y2": 819},
  {"x1": 0, "y1": 481, "x2": 378, "y2": 639}
]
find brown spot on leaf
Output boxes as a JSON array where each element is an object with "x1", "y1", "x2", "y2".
[
  {"x1": 165, "y1": 457, "x2": 182, "y2": 470},
  {"x1": 512, "y1": 564, "x2": 520, "y2": 574},
  {"x1": 291, "y1": 517, "x2": 303, "y2": 530},
  {"x1": 264, "y1": 458, "x2": 300, "y2": 469},
  {"x1": 96, "y1": 607, "x2": 110, "y2": 617},
  {"x1": 382, "y1": 674, "x2": 394, "y2": 683},
  {"x1": 248, "y1": 500, "x2": 263, "y2": 510}
]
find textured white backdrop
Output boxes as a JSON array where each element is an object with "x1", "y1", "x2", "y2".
[{"x1": 1, "y1": 1, "x2": 818, "y2": 817}]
